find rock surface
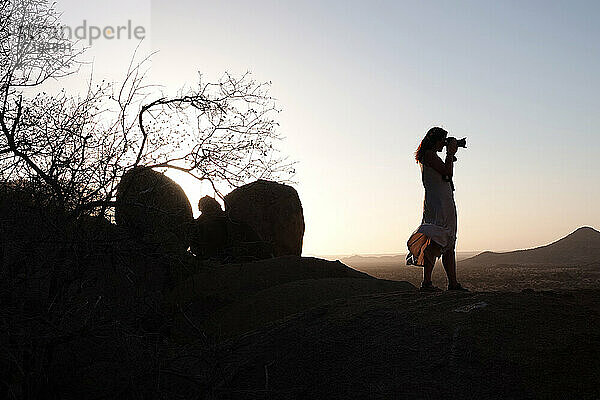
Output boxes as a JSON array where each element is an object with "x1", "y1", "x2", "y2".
[
  {"x1": 167, "y1": 256, "x2": 378, "y2": 340},
  {"x1": 204, "y1": 289, "x2": 600, "y2": 400},
  {"x1": 201, "y1": 277, "x2": 414, "y2": 340}
]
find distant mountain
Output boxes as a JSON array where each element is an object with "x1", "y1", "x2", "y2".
[{"x1": 459, "y1": 226, "x2": 600, "y2": 267}]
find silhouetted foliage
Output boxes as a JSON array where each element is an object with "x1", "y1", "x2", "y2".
[{"x1": 0, "y1": 0, "x2": 295, "y2": 220}]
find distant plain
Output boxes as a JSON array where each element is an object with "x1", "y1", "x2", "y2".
[{"x1": 318, "y1": 227, "x2": 600, "y2": 291}]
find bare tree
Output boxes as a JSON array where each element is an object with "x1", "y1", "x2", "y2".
[
  {"x1": 0, "y1": 0, "x2": 296, "y2": 219},
  {"x1": 1, "y1": 0, "x2": 84, "y2": 200}
]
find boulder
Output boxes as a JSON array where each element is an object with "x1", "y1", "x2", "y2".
[
  {"x1": 189, "y1": 214, "x2": 229, "y2": 259},
  {"x1": 115, "y1": 167, "x2": 193, "y2": 254},
  {"x1": 198, "y1": 195, "x2": 224, "y2": 216},
  {"x1": 190, "y1": 195, "x2": 273, "y2": 261},
  {"x1": 189, "y1": 212, "x2": 272, "y2": 262},
  {"x1": 224, "y1": 180, "x2": 304, "y2": 256},
  {"x1": 223, "y1": 218, "x2": 274, "y2": 262},
  {"x1": 189, "y1": 195, "x2": 227, "y2": 258}
]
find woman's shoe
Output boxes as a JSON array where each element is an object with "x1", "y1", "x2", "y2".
[
  {"x1": 420, "y1": 281, "x2": 442, "y2": 292},
  {"x1": 447, "y1": 282, "x2": 469, "y2": 292}
]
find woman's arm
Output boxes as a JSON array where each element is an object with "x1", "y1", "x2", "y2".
[{"x1": 422, "y1": 150, "x2": 454, "y2": 177}]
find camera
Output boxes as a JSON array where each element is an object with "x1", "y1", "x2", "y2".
[{"x1": 444, "y1": 137, "x2": 467, "y2": 148}]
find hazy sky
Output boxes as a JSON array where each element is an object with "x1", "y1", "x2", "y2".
[{"x1": 50, "y1": 0, "x2": 600, "y2": 255}]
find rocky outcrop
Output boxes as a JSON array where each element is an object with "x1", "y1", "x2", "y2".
[
  {"x1": 166, "y1": 255, "x2": 378, "y2": 341},
  {"x1": 189, "y1": 195, "x2": 273, "y2": 262},
  {"x1": 115, "y1": 167, "x2": 193, "y2": 254},
  {"x1": 206, "y1": 289, "x2": 600, "y2": 399},
  {"x1": 224, "y1": 179, "x2": 304, "y2": 257}
]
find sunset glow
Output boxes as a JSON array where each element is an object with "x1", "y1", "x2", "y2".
[{"x1": 46, "y1": 0, "x2": 599, "y2": 255}]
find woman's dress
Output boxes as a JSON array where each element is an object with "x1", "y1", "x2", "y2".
[{"x1": 406, "y1": 162, "x2": 457, "y2": 266}]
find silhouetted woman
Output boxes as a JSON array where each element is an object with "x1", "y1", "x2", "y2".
[{"x1": 406, "y1": 127, "x2": 468, "y2": 292}]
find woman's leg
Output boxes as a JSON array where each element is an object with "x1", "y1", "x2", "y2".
[
  {"x1": 422, "y1": 241, "x2": 440, "y2": 284},
  {"x1": 442, "y1": 249, "x2": 458, "y2": 286},
  {"x1": 423, "y1": 256, "x2": 434, "y2": 284}
]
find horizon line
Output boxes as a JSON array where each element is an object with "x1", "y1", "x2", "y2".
[{"x1": 307, "y1": 250, "x2": 485, "y2": 258}]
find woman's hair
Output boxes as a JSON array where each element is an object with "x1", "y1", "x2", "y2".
[{"x1": 414, "y1": 127, "x2": 448, "y2": 163}]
